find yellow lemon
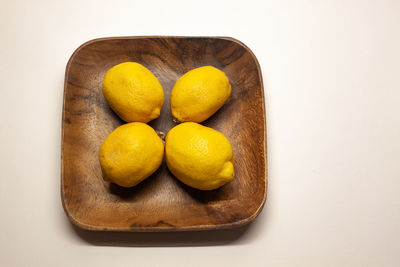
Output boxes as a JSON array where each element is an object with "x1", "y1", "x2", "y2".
[
  {"x1": 170, "y1": 66, "x2": 231, "y2": 122},
  {"x1": 165, "y1": 122, "x2": 234, "y2": 190},
  {"x1": 99, "y1": 122, "x2": 164, "y2": 188},
  {"x1": 102, "y1": 62, "x2": 164, "y2": 123}
]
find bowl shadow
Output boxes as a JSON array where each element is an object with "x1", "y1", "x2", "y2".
[{"x1": 70, "y1": 221, "x2": 254, "y2": 247}]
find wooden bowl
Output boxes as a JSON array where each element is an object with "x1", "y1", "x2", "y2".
[{"x1": 61, "y1": 36, "x2": 267, "y2": 231}]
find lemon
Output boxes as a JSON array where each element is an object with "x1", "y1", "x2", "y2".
[
  {"x1": 99, "y1": 122, "x2": 164, "y2": 188},
  {"x1": 102, "y1": 62, "x2": 164, "y2": 123},
  {"x1": 165, "y1": 122, "x2": 234, "y2": 190},
  {"x1": 170, "y1": 66, "x2": 231, "y2": 122}
]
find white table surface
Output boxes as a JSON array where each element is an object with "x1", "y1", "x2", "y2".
[{"x1": 1, "y1": 0, "x2": 399, "y2": 266}]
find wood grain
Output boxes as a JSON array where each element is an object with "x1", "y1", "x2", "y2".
[{"x1": 61, "y1": 36, "x2": 267, "y2": 231}]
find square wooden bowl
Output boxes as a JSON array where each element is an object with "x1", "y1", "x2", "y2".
[{"x1": 61, "y1": 36, "x2": 267, "y2": 231}]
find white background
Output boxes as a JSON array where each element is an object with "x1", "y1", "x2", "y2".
[{"x1": 1, "y1": 0, "x2": 399, "y2": 266}]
